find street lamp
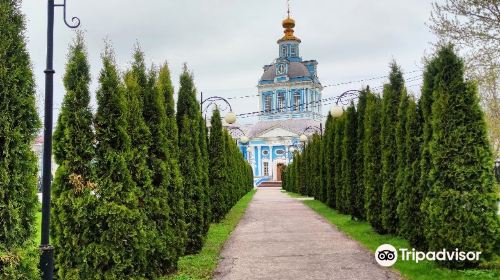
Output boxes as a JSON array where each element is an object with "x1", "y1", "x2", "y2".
[
  {"x1": 200, "y1": 92, "x2": 236, "y2": 124},
  {"x1": 240, "y1": 136, "x2": 250, "y2": 144},
  {"x1": 330, "y1": 106, "x2": 344, "y2": 118},
  {"x1": 227, "y1": 126, "x2": 248, "y2": 144},
  {"x1": 41, "y1": 1, "x2": 80, "y2": 279}
]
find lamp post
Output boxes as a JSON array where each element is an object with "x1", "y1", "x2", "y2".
[
  {"x1": 40, "y1": 1, "x2": 80, "y2": 279},
  {"x1": 227, "y1": 126, "x2": 248, "y2": 144},
  {"x1": 200, "y1": 92, "x2": 237, "y2": 125},
  {"x1": 299, "y1": 123, "x2": 323, "y2": 142},
  {"x1": 329, "y1": 88, "x2": 369, "y2": 119}
]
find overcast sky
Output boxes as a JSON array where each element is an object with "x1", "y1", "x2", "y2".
[{"x1": 21, "y1": 0, "x2": 436, "y2": 125}]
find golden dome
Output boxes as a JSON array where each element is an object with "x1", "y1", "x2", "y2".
[
  {"x1": 282, "y1": 17, "x2": 295, "y2": 29},
  {"x1": 278, "y1": 16, "x2": 300, "y2": 43}
]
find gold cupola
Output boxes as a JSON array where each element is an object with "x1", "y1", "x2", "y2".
[{"x1": 278, "y1": 4, "x2": 301, "y2": 43}]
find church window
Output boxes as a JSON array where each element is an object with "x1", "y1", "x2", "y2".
[
  {"x1": 263, "y1": 162, "x2": 269, "y2": 176},
  {"x1": 291, "y1": 46, "x2": 296, "y2": 56},
  {"x1": 264, "y1": 95, "x2": 272, "y2": 113},
  {"x1": 277, "y1": 92, "x2": 285, "y2": 112},
  {"x1": 262, "y1": 150, "x2": 269, "y2": 156},
  {"x1": 281, "y1": 45, "x2": 287, "y2": 57},
  {"x1": 276, "y1": 149, "x2": 285, "y2": 155},
  {"x1": 293, "y1": 92, "x2": 301, "y2": 111}
]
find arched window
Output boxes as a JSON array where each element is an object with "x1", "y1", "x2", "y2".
[
  {"x1": 277, "y1": 92, "x2": 285, "y2": 112},
  {"x1": 293, "y1": 92, "x2": 301, "y2": 111},
  {"x1": 264, "y1": 95, "x2": 272, "y2": 113}
]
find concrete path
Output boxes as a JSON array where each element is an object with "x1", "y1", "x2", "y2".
[{"x1": 213, "y1": 188, "x2": 400, "y2": 280}]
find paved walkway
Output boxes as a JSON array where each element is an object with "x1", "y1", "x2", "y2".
[{"x1": 213, "y1": 188, "x2": 400, "y2": 280}]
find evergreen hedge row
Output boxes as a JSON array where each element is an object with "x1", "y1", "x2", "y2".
[
  {"x1": 283, "y1": 46, "x2": 499, "y2": 268},
  {"x1": 46, "y1": 35, "x2": 253, "y2": 278},
  {"x1": 0, "y1": 1, "x2": 40, "y2": 278}
]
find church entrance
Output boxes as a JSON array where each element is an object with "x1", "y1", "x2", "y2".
[{"x1": 276, "y1": 163, "x2": 285, "y2": 181}]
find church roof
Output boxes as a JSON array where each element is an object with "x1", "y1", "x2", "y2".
[
  {"x1": 243, "y1": 118, "x2": 321, "y2": 138},
  {"x1": 260, "y1": 62, "x2": 310, "y2": 82}
]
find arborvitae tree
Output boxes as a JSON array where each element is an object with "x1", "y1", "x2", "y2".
[
  {"x1": 142, "y1": 65, "x2": 180, "y2": 274},
  {"x1": 89, "y1": 45, "x2": 148, "y2": 278},
  {"x1": 176, "y1": 65, "x2": 207, "y2": 254},
  {"x1": 324, "y1": 114, "x2": 336, "y2": 208},
  {"x1": 364, "y1": 93, "x2": 384, "y2": 233},
  {"x1": 208, "y1": 108, "x2": 229, "y2": 222},
  {"x1": 381, "y1": 62, "x2": 405, "y2": 234},
  {"x1": 422, "y1": 46, "x2": 499, "y2": 268},
  {"x1": 353, "y1": 88, "x2": 368, "y2": 220},
  {"x1": 0, "y1": 1, "x2": 40, "y2": 277},
  {"x1": 334, "y1": 116, "x2": 345, "y2": 211},
  {"x1": 416, "y1": 54, "x2": 440, "y2": 250},
  {"x1": 396, "y1": 97, "x2": 424, "y2": 247},
  {"x1": 125, "y1": 49, "x2": 161, "y2": 276},
  {"x1": 157, "y1": 62, "x2": 186, "y2": 259},
  {"x1": 51, "y1": 33, "x2": 96, "y2": 279},
  {"x1": 318, "y1": 135, "x2": 327, "y2": 202},
  {"x1": 394, "y1": 92, "x2": 409, "y2": 230},
  {"x1": 342, "y1": 104, "x2": 357, "y2": 215},
  {"x1": 198, "y1": 114, "x2": 211, "y2": 235}
]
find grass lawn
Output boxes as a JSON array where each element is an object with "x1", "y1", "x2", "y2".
[
  {"x1": 161, "y1": 189, "x2": 256, "y2": 280},
  {"x1": 285, "y1": 192, "x2": 499, "y2": 280},
  {"x1": 280, "y1": 189, "x2": 307, "y2": 198}
]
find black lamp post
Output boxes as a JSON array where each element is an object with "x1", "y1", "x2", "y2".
[
  {"x1": 200, "y1": 92, "x2": 237, "y2": 124},
  {"x1": 40, "y1": 1, "x2": 80, "y2": 279}
]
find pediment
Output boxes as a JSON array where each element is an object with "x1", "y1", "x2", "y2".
[{"x1": 257, "y1": 127, "x2": 298, "y2": 138}]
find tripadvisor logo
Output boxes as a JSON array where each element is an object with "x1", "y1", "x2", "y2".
[{"x1": 374, "y1": 244, "x2": 482, "y2": 267}]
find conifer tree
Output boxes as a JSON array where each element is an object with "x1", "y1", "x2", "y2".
[
  {"x1": 156, "y1": 62, "x2": 186, "y2": 260},
  {"x1": 422, "y1": 46, "x2": 499, "y2": 268},
  {"x1": 397, "y1": 97, "x2": 424, "y2": 247},
  {"x1": 198, "y1": 115, "x2": 211, "y2": 234},
  {"x1": 364, "y1": 93, "x2": 384, "y2": 233},
  {"x1": 342, "y1": 104, "x2": 357, "y2": 215},
  {"x1": 51, "y1": 32, "x2": 96, "y2": 278},
  {"x1": 394, "y1": 92, "x2": 409, "y2": 229},
  {"x1": 0, "y1": 1, "x2": 40, "y2": 277},
  {"x1": 334, "y1": 116, "x2": 345, "y2": 211},
  {"x1": 176, "y1": 65, "x2": 208, "y2": 254},
  {"x1": 89, "y1": 45, "x2": 148, "y2": 278},
  {"x1": 353, "y1": 88, "x2": 368, "y2": 220},
  {"x1": 124, "y1": 49, "x2": 159, "y2": 276},
  {"x1": 381, "y1": 62, "x2": 405, "y2": 233},
  {"x1": 208, "y1": 108, "x2": 229, "y2": 222},
  {"x1": 324, "y1": 114, "x2": 336, "y2": 208},
  {"x1": 142, "y1": 64, "x2": 183, "y2": 273},
  {"x1": 415, "y1": 54, "x2": 440, "y2": 250}
]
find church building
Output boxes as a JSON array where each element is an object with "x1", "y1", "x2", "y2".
[{"x1": 238, "y1": 11, "x2": 323, "y2": 186}]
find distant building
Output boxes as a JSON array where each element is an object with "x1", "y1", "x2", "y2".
[{"x1": 238, "y1": 12, "x2": 322, "y2": 186}]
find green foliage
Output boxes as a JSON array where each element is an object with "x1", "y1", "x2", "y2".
[
  {"x1": 422, "y1": 45, "x2": 500, "y2": 268},
  {"x1": 342, "y1": 104, "x2": 357, "y2": 215},
  {"x1": 397, "y1": 97, "x2": 424, "y2": 247},
  {"x1": 363, "y1": 93, "x2": 384, "y2": 233},
  {"x1": 334, "y1": 116, "x2": 345, "y2": 211},
  {"x1": 208, "y1": 109, "x2": 229, "y2": 222},
  {"x1": 51, "y1": 32, "x2": 96, "y2": 279},
  {"x1": 157, "y1": 63, "x2": 186, "y2": 260},
  {"x1": 381, "y1": 62, "x2": 405, "y2": 234},
  {"x1": 176, "y1": 66, "x2": 208, "y2": 254},
  {"x1": 89, "y1": 45, "x2": 149, "y2": 279},
  {"x1": 353, "y1": 88, "x2": 368, "y2": 220},
  {"x1": 324, "y1": 114, "x2": 336, "y2": 208},
  {"x1": 0, "y1": 1, "x2": 40, "y2": 278}
]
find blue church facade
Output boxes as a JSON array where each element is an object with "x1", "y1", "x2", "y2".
[{"x1": 238, "y1": 13, "x2": 323, "y2": 186}]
